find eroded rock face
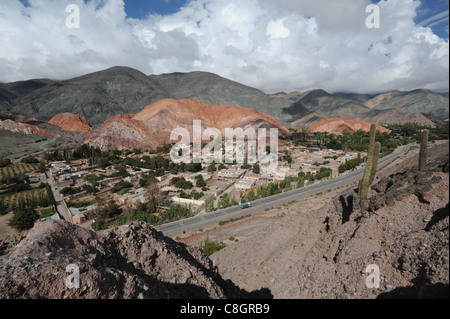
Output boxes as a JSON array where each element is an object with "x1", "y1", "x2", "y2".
[
  {"x1": 0, "y1": 221, "x2": 256, "y2": 299},
  {"x1": 308, "y1": 118, "x2": 391, "y2": 135},
  {"x1": 48, "y1": 113, "x2": 91, "y2": 132}
]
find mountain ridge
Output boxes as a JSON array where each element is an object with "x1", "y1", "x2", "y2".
[{"x1": 0, "y1": 66, "x2": 448, "y2": 129}]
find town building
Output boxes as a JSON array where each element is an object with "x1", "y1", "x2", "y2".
[
  {"x1": 26, "y1": 172, "x2": 46, "y2": 183},
  {"x1": 217, "y1": 169, "x2": 244, "y2": 181},
  {"x1": 235, "y1": 179, "x2": 257, "y2": 190}
]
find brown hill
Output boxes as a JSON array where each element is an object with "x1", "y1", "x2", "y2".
[
  {"x1": 308, "y1": 118, "x2": 391, "y2": 134},
  {"x1": 81, "y1": 99, "x2": 290, "y2": 151},
  {"x1": 0, "y1": 119, "x2": 57, "y2": 137},
  {"x1": 48, "y1": 113, "x2": 91, "y2": 132}
]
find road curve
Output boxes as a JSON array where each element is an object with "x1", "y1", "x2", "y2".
[{"x1": 156, "y1": 145, "x2": 410, "y2": 237}]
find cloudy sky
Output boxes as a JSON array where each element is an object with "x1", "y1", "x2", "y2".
[{"x1": 0, "y1": 0, "x2": 448, "y2": 94}]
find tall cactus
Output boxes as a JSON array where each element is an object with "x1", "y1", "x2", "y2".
[
  {"x1": 359, "y1": 123, "x2": 376, "y2": 210},
  {"x1": 419, "y1": 129, "x2": 429, "y2": 171},
  {"x1": 369, "y1": 142, "x2": 381, "y2": 185}
]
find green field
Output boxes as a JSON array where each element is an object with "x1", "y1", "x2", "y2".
[
  {"x1": 0, "y1": 187, "x2": 49, "y2": 214},
  {"x1": 0, "y1": 163, "x2": 38, "y2": 178}
]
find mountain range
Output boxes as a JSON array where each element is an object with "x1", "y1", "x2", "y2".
[{"x1": 0, "y1": 66, "x2": 448, "y2": 134}]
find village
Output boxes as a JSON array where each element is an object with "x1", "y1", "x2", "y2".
[{"x1": 36, "y1": 143, "x2": 365, "y2": 230}]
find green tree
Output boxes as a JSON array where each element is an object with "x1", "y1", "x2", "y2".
[
  {"x1": 218, "y1": 193, "x2": 232, "y2": 209},
  {"x1": 0, "y1": 159, "x2": 11, "y2": 168},
  {"x1": 186, "y1": 163, "x2": 202, "y2": 173},
  {"x1": 91, "y1": 220, "x2": 107, "y2": 231},
  {"x1": 8, "y1": 207, "x2": 39, "y2": 231},
  {"x1": 205, "y1": 199, "x2": 215, "y2": 212},
  {"x1": 0, "y1": 197, "x2": 9, "y2": 215},
  {"x1": 297, "y1": 175, "x2": 305, "y2": 188},
  {"x1": 195, "y1": 175, "x2": 206, "y2": 188},
  {"x1": 38, "y1": 161, "x2": 46, "y2": 173}
]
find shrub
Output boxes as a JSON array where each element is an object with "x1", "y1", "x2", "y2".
[{"x1": 200, "y1": 236, "x2": 226, "y2": 256}]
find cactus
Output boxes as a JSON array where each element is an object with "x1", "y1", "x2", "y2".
[
  {"x1": 369, "y1": 142, "x2": 381, "y2": 185},
  {"x1": 419, "y1": 129, "x2": 429, "y2": 171},
  {"x1": 359, "y1": 123, "x2": 376, "y2": 210}
]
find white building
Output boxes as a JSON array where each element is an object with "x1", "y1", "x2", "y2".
[{"x1": 235, "y1": 179, "x2": 257, "y2": 190}]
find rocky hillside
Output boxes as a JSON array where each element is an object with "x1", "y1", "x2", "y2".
[
  {"x1": 289, "y1": 112, "x2": 324, "y2": 129},
  {"x1": 308, "y1": 118, "x2": 391, "y2": 134},
  {"x1": 79, "y1": 113, "x2": 168, "y2": 151},
  {"x1": 0, "y1": 67, "x2": 169, "y2": 125},
  {"x1": 372, "y1": 89, "x2": 449, "y2": 120},
  {"x1": 0, "y1": 119, "x2": 57, "y2": 137},
  {"x1": 363, "y1": 92, "x2": 402, "y2": 109},
  {"x1": 212, "y1": 141, "x2": 449, "y2": 299},
  {"x1": 0, "y1": 221, "x2": 268, "y2": 299},
  {"x1": 355, "y1": 108, "x2": 436, "y2": 127},
  {"x1": 48, "y1": 113, "x2": 91, "y2": 132},
  {"x1": 80, "y1": 99, "x2": 290, "y2": 151},
  {"x1": 282, "y1": 89, "x2": 371, "y2": 120}
]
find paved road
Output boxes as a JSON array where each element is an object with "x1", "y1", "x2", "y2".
[
  {"x1": 46, "y1": 171, "x2": 71, "y2": 221},
  {"x1": 155, "y1": 144, "x2": 410, "y2": 237}
]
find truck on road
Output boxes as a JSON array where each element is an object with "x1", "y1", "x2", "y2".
[{"x1": 241, "y1": 202, "x2": 252, "y2": 209}]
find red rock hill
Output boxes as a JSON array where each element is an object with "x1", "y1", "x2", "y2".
[
  {"x1": 49, "y1": 113, "x2": 91, "y2": 132},
  {"x1": 81, "y1": 99, "x2": 290, "y2": 150}
]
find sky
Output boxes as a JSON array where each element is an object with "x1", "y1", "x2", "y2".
[{"x1": 1, "y1": 0, "x2": 448, "y2": 94}]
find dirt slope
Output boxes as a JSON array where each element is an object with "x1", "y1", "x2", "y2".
[{"x1": 212, "y1": 141, "x2": 449, "y2": 299}]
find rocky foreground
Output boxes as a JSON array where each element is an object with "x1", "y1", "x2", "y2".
[
  {"x1": 0, "y1": 221, "x2": 268, "y2": 299},
  {"x1": 212, "y1": 141, "x2": 449, "y2": 299}
]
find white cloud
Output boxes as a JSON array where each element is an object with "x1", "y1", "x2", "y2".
[
  {"x1": 267, "y1": 18, "x2": 290, "y2": 39},
  {"x1": 0, "y1": 0, "x2": 448, "y2": 94}
]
